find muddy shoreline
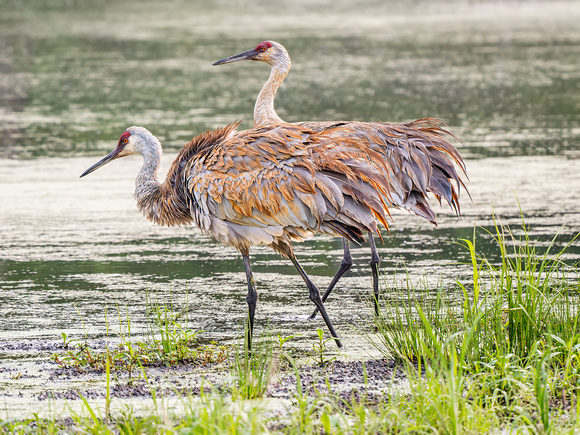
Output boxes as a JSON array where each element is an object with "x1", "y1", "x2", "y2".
[{"x1": 0, "y1": 336, "x2": 405, "y2": 420}]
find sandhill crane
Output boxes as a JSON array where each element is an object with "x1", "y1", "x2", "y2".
[
  {"x1": 80, "y1": 122, "x2": 406, "y2": 348},
  {"x1": 214, "y1": 41, "x2": 467, "y2": 318}
]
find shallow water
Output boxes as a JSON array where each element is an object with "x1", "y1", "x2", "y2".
[{"x1": 1, "y1": 0, "x2": 579, "y2": 418}]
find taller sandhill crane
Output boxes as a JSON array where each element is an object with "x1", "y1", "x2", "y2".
[
  {"x1": 213, "y1": 41, "x2": 467, "y2": 318},
  {"x1": 80, "y1": 122, "x2": 405, "y2": 348}
]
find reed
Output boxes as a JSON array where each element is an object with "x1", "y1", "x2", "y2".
[{"x1": 363, "y1": 214, "x2": 580, "y2": 432}]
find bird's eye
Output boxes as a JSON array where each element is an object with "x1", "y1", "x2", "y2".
[
  {"x1": 122, "y1": 138, "x2": 128, "y2": 144},
  {"x1": 260, "y1": 45, "x2": 267, "y2": 52}
]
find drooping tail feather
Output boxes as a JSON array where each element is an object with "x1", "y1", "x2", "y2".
[{"x1": 313, "y1": 118, "x2": 467, "y2": 227}]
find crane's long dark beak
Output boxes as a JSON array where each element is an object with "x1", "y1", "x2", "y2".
[
  {"x1": 80, "y1": 147, "x2": 121, "y2": 178},
  {"x1": 213, "y1": 48, "x2": 257, "y2": 66}
]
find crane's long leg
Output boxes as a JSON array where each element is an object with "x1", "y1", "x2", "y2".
[
  {"x1": 288, "y1": 253, "x2": 343, "y2": 348},
  {"x1": 241, "y1": 249, "x2": 258, "y2": 350},
  {"x1": 309, "y1": 239, "x2": 353, "y2": 320},
  {"x1": 310, "y1": 233, "x2": 381, "y2": 319},
  {"x1": 369, "y1": 234, "x2": 381, "y2": 317}
]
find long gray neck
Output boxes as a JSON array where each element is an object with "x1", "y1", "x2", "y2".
[
  {"x1": 254, "y1": 57, "x2": 290, "y2": 127},
  {"x1": 134, "y1": 134, "x2": 163, "y2": 210},
  {"x1": 131, "y1": 131, "x2": 193, "y2": 227}
]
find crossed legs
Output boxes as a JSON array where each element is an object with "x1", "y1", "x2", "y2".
[{"x1": 310, "y1": 233, "x2": 381, "y2": 319}]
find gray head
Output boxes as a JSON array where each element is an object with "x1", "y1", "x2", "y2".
[
  {"x1": 80, "y1": 126, "x2": 160, "y2": 178},
  {"x1": 213, "y1": 40, "x2": 290, "y2": 68}
]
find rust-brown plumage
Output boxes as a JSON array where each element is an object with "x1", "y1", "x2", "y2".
[
  {"x1": 80, "y1": 122, "x2": 409, "y2": 348},
  {"x1": 214, "y1": 41, "x2": 467, "y2": 317}
]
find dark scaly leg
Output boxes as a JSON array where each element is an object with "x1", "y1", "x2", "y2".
[
  {"x1": 309, "y1": 238, "x2": 353, "y2": 319},
  {"x1": 241, "y1": 249, "x2": 258, "y2": 350},
  {"x1": 369, "y1": 233, "x2": 380, "y2": 317},
  {"x1": 288, "y1": 252, "x2": 343, "y2": 348}
]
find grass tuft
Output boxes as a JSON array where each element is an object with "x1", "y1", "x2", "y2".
[
  {"x1": 52, "y1": 290, "x2": 228, "y2": 373},
  {"x1": 364, "y1": 213, "x2": 580, "y2": 432},
  {"x1": 229, "y1": 322, "x2": 277, "y2": 400}
]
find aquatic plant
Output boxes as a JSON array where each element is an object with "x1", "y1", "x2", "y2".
[
  {"x1": 308, "y1": 327, "x2": 341, "y2": 367},
  {"x1": 229, "y1": 323, "x2": 277, "y2": 400},
  {"x1": 52, "y1": 289, "x2": 228, "y2": 372},
  {"x1": 363, "y1": 214, "x2": 580, "y2": 432}
]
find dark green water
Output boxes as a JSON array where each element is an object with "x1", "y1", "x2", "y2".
[{"x1": 1, "y1": 0, "x2": 579, "y2": 353}]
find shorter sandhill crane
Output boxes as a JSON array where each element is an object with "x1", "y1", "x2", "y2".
[
  {"x1": 80, "y1": 123, "x2": 399, "y2": 348},
  {"x1": 214, "y1": 41, "x2": 467, "y2": 318}
]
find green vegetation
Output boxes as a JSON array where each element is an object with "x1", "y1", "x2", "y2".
[
  {"x1": 308, "y1": 327, "x2": 341, "y2": 367},
  {"x1": 4, "y1": 215, "x2": 579, "y2": 433},
  {"x1": 229, "y1": 325, "x2": 277, "y2": 400},
  {"x1": 52, "y1": 291, "x2": 228, "y2": 373},
  {"x1": 364, "y1": 215, "x2": 580, "y2": 433}
]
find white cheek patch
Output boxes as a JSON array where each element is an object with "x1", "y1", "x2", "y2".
[{"x1": 120, "y1": 142, "x2": 137, "y2": 156}]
